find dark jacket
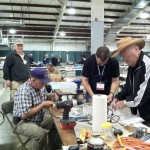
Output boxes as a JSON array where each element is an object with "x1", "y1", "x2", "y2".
[
  {"x1": 51, "y1": 57, "x2": 58, "y2": 66},
  {"x1": 115, "y1": 52, "x2": 150, "y2": 122},
  {"x1": 43, "y1": 57, "x2": 50, "y2": 65},
  {"x1": 3, "y1": 51, "x2": 30, "y2": 82}
]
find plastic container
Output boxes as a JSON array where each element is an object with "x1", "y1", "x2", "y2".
[
  {"x1": 87, "y1": 136, "x2": 105, "y2": 150},
  {"x1": 101, "y1": 122, "x2": 114, "y2": 143}
]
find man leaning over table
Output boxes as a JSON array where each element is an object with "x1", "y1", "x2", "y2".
[
  {"x1": 13, "y1": 68, "x2": 62, "y2": 150},
  {"x1": 111, "y1": 37, "x2": 150, "y2": 126},
  {"x1": 82, "y1": 46, "x2": 120, "y2": 103}
]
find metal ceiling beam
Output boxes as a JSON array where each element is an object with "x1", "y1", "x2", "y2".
[
  {"x1": 66, "y1": 6, "x2": 90, "y2": 10},
  {"x1": 122, "y1": 26, "x2": 150, "y2": 30},
  {"x1": 54, "y1": 0, "x2": 69, "y2": 40},
  {"x1": 24, "y1": 23, "x2": 90, "y2": 29},
  {"x1": 105, "y1": 9, "x2": 125, "y2": 13},
  {"x1": 117, "y1": 35, "x2": 143, "y2": 38},
  {"x1": 2, "y1": 27, "x2": 54, "y2": 32},
  {"x1": 105, "y1": 1, "x2": 132, "y2": 5},
  {"x1": 62, "y1": 20, "x2": 88, "y2": 23},
  {"x1": 2, "y1": 31, "x2": 54, "y2": 36},
  {"x1": 130, "y1": 23, "x2": 150, "y2": 26},
  {"x1": 5, "y1": 35, "x2": 90, "y2": 41},
  {"x1": 104, "y1": 0, "x2": 150, "y2": 44},
  {"x1": 0, "y1": 17, "x2": 89, "y2": 23},
  {"x1": 0, "y1": 2, "x2": 61, "y2": 8},
  {"x1": 119, "y1": 32, "x2": 149, "y2": 34},
  {"x1": 0, "y1": 9, "x2": 90, "y2": 17},
  {"x1": 64, "y1": 14, "x2": 90, "y2": 17},
  {"x1": 0, "y1": 9, "x2": 126, "y2": 16},
  {"x1": 1, "y1": 26, "x2": 90, "y2": 33},
  {"x1": 0, "y1": 17, "x2": 57, "y2": 22},
  {"x1": 0, "y1": 10, "x2": 59, "y2": 16},
  {"x1": 105, "y1": 16, "x2": 119, "y2": 19},
  {"x1": 0, "y1": 2, "x2": 90, "y2": 11}
]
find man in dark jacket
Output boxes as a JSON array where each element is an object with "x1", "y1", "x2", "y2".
[
  {"x1": 3, "y1": 39, "x2": 30, "y2": 99},
  {"x1": 111, "y1": 37, "x2": 150, "y2": 124}
]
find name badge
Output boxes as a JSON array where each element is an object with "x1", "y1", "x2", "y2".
[{"x1": 96, "y1": 82, "x2": 104, "y2": 90}]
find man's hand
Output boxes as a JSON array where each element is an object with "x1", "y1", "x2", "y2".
[
  {"x1": 110, "y1": 98, "x2": 118, "y2": 110},
  {"x1": 42, "y1": 101, "x2": 54, "y2": 108},
  {"x1": 48, "y1": 93, "x2": 59, "y2": 101},
  {"x1": 5, "y1": 80, "x2": 11, "y2": 87},
  {"x1": 107, "y1": 93, "x2": 114, "y2": 103},
  {"x1": 111, "y1": 99, "x2": 126, "y2": 110},
  {"x1": 115, "y1": 101, "x2": 126, "y2": 109}
]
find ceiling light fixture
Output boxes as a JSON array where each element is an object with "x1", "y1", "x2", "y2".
[
  {"x1": 68, "y1": 7, "x2": 76, "y2": 15},
  {"x1": 147, "y1": 34, "x2": 150, "y2": 39},
  {"x1": 139, "y1": 12, "x2": 149, "y2": 19},
  {"x1": 9, "y1": 29, "x2": 16, "y2": 34},
  {"x1": 60, "y1": 31, "x2": 66, "y2": 36},
  {"x1": 68, "y1": 0, "x2": 76, "y2": 15}
]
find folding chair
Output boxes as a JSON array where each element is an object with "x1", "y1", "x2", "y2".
[{"x1": 1, "y1": 100, "x2": 31, "y2": 150}]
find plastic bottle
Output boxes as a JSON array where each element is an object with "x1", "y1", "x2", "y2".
[{"x1": 101, "y1": 122, "x2": 115, "y2": 143}]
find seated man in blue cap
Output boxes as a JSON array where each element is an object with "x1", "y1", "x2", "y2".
[{"x1": 13, "y1": 67, "x2": 61, "y2": 150}]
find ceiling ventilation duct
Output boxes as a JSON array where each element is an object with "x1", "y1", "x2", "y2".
[{"x1": 104, "y1": 0, "x2": 150, "y2": 44}]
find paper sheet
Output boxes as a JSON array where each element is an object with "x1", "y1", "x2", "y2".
[{"x1": 108, "y1": 106, "x2": 144, "y2": 125}]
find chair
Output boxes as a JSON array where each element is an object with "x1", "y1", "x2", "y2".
[{"x1": 1, "y1": 100, "x2": 31, "y2": 150}]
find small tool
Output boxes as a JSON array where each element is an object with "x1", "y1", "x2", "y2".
[
  {"x1": 117, "y1": 134, "x2": 126, "y2": 150},
  {"x1": 72, "y1": 79, "x2": 83, "y2": 93},
  {"x1": 113, "y1": 129, "x2": 123, "y2": 136}
]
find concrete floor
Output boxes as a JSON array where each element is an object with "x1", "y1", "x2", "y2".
[{"x1": 0, "y1": 86, "x2": 32, "y2": 150}]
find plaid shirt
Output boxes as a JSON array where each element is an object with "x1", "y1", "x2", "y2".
[{"x1": 13, "y1": 81, "x2": 47, "y2": 122}]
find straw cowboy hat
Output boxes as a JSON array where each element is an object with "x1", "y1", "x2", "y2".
[{"x1": 111, "y1": 37, "x2": 145, "y2": 58}]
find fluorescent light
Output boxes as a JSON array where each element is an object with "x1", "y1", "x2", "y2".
[
  {"x1": 9, "y1": 29, "x2": 16, "y2": 34},
  {"x1": 68, "y1": 7, "x2": 76, "y2": 15},
  {"x1": 147, "y1": 35, "x2": 150, "y2": 39},
  {"x1": 59, "y1": 31, "x2": 66, "y2": 36},
  {"x1": 139, "y1": 12, "x2": 149, "y2": 19}
]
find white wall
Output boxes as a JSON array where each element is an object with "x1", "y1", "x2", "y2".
[
  {"x1": 18, "y1": 40, "x2": 150, "y2": 52},
  {"x1": 24, "y1": 42, "x2": 50, "y2": 51},
  {"x1": 24, "y1": 42, "x2": 86, "y2": 52},
  {"x1": 54, "y1": 42, "x2": 86, "y2": 51}
]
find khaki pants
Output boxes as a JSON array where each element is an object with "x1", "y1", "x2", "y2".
[
  {"x1": 10, "y1": 81, "x2": 24, "y2": 100},
  {"x1": 15, "y1": 115, "x2": 62, "y2": 150}
]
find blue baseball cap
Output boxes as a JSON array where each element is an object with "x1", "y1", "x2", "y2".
[{"x1": 31, "y1": 68, "x2": 51, "y2": 84}]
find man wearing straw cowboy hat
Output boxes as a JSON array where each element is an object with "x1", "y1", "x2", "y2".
[{"x1": 111, "y1": 37, "x2": 150, "y2": 124}]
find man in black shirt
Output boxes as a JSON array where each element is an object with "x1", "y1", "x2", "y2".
[{"x1": 82, "y1": 46, "x2": 120, "y2": 102}]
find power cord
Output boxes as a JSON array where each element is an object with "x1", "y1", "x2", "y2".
[
  {"x1": 0, "y1": 111, "x2": 4, "y2": 125},
  {"x1": 107, "y1": 108, "x2": 120, "y2": 123}
]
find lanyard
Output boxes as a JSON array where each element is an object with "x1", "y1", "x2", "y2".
[{"x1": 97, "y1": 65, "x2": 105, "y2": 82}]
